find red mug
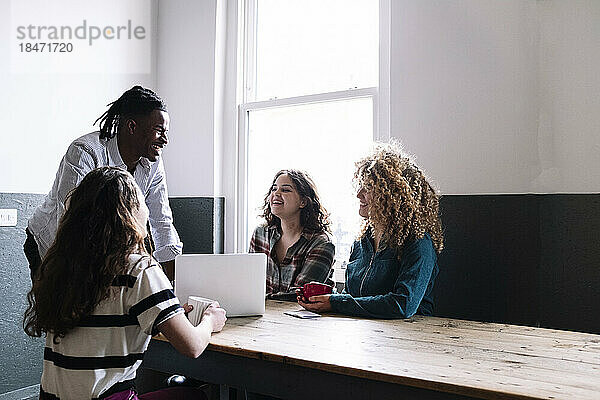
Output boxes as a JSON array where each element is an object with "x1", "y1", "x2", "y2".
[{"x1": 298, "y1": 282, "x2": 333, "y2": 301}]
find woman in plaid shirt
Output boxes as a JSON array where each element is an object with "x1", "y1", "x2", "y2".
[{"x1": 249, "y1": 169, "x2": 335, "y2": 300}]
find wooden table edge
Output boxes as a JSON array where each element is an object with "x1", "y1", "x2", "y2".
[{"x1": 152, "y1": 334, "x2": 543, "y2": 400}]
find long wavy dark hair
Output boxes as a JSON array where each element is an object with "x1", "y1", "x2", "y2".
[
  {"x1": 260, "y1": 169, "x2": 331, "y2": 233},
  {"x1": 24, "y1": 167, "x2": 147, "y2": 341}
]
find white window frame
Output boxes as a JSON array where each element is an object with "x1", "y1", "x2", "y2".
[{"x1": 226, "y1": 0, "x2": 391, "y2": 252}]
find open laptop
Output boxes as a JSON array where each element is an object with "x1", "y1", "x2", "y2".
[{"x1": 175, "y1": 253, "x2": 267, "y2": 317}]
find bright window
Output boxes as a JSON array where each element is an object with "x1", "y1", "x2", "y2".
[
  {"x1": 239, "y1": 0, "x2": 380, "y2": 272},
  {"x1": 252, "y1": 0, "x2": 379, "y2": 101}
]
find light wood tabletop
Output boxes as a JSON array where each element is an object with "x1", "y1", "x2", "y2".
[{"x1": 154, "y1": 300, "x2": 600, "y2": 400}]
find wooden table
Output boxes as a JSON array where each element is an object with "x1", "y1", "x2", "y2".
[{"x1": 144, "y1": 300, "x2": 600, "y2": 400}]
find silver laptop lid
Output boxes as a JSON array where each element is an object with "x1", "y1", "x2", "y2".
[{"x1": 175, "y1": 253, "x2": 267, "y2": 317}]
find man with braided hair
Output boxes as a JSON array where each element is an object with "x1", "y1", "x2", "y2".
[{"x1": 25, "y1": 86, "x2": 182, "y2": 281}]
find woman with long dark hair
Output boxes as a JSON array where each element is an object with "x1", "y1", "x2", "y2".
[
  {"x1": 249, "y1": 169, "x2": 335, "y2": 300},
  {"x1": 24, "y1": 167, "x2": 226, "y2": 399}
]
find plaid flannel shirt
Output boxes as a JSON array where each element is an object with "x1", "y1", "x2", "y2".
[{"x1": 249, "y1": 225, "x2": 335, "y2": 300}]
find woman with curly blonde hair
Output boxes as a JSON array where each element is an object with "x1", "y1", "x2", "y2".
[{"x1": 299, "y1": 143, "x2": 443, "y2": 318}]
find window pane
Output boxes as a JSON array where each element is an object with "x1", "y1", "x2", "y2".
[
  {"x1": 254, "y1": 0, "x2": 378, "y2": 101},
  {"x1": 247, "y1": 97, "x2": 373, "y2": 268}
]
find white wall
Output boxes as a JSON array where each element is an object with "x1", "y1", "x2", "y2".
[
  {"x1": 390, "y1": 0, "x2": 540, "y2": 194},
  {"x1": 0, "y1": 0, "x2": 221, "y2": 197},
  {"x1": 389, "y1": 0, "x2": 600, "y2": 194},
  {"x1": 4, "y1": 0, "x2": 598, "y2": 233},
  {"x1": 0, "y1": 0, "x2": 157, "y2": 194},
  {"x1": 156, "y1": 0, "x2": 218, "y2": 197},
  {"x1": 537, "y1": 0, "x2": 600, "y2": 193}
]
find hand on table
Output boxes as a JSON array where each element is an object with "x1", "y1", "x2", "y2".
[{"x1": 297, "y1": 294, "x2": 333, "y2": 313}]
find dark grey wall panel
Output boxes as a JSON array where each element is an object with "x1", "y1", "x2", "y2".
[
  {"x1": 434, "y1": 195, "x2": 540, "y2": 326},
  {"x1": 435, "y1": 194, "x2": 600, "y2": 334},
  {"x1": 538, "y1": 195, "x2": 600, "y2": 333},
  {"x1": 169, "y1": 197, "x2": 225, "y2": 254},
  {"x1": 0, "y1": 193, "x2": 45, "y2": 394}
]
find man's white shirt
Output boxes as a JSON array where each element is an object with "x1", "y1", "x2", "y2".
[{"x1": 28, "y1": 132, "x2": 182, "y2": 262}]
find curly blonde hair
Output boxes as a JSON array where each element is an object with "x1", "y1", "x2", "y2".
[{"x1": 354, "y1": 142, "x2": 444, "y2": 255}]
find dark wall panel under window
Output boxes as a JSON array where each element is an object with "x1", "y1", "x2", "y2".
[{"x1": 169, "y1": 197, "x2": 225, "y2": 254}]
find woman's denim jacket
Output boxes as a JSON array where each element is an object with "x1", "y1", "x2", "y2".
[{"x1": 329, "y1": 232, "x2": 438, "y2": 318}]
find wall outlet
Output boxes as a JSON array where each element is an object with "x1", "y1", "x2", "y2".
[{"x1": 0, "y1": 209, "x2": 18, "y2": 227}]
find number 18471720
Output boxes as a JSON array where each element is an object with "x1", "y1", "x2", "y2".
[{"x1": 19, "y1": 42, "x2": 73, "y2": 53}]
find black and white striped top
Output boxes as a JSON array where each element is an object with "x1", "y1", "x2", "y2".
[{"x1": 40, "y1": 254, "x2": 183, "y2": 399}]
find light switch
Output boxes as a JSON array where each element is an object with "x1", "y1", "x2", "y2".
[{"x1": 0, "y1": 209, "x2": 17, "y2": 227}]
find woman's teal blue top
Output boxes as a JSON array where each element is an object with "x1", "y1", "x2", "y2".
[{"x1": 329, "y1": 232, "x2": 438, "y2": 319}]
